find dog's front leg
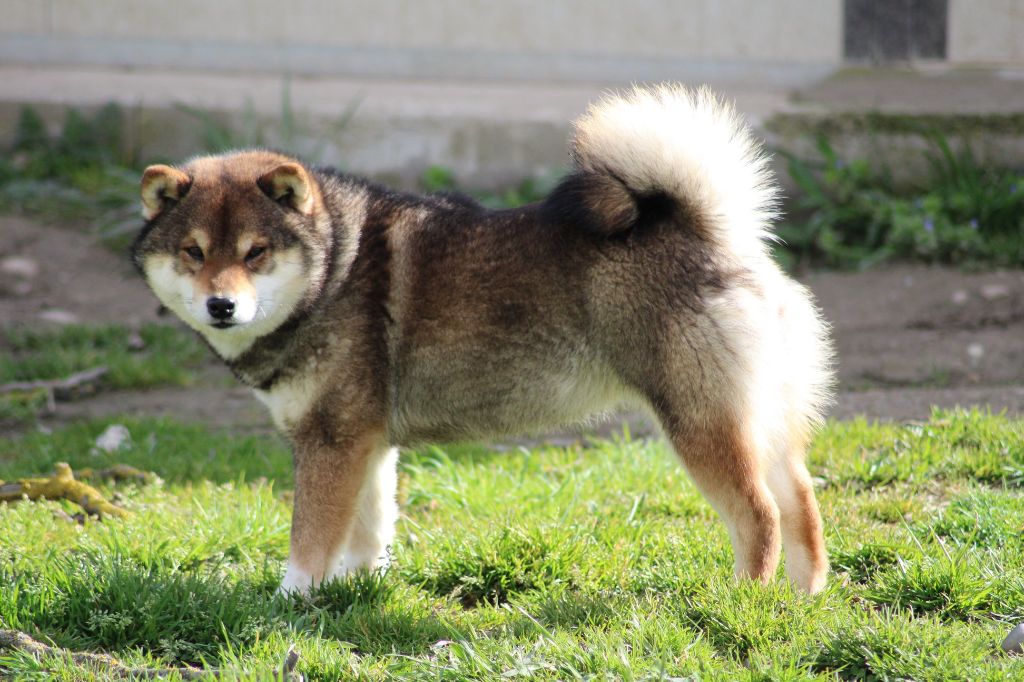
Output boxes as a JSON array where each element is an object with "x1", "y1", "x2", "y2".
[{"x1": 279, "y1": 427, "x2": 387, "y2": 595}]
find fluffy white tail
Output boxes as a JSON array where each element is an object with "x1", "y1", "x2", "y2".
[{"x1": 571, "y1": 85, "x2": 779, "y2": 257}]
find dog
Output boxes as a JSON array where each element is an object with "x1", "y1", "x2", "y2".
[{"x1": 132, "y1": 85, "x2": 833, "y2": 595}]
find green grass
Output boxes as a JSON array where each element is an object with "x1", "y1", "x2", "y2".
[
  {"x1": 0, "y1": 409, "x2": 1021, "y2": 679},
  {"x1": 0, "y1": 323, "x2": 208, "y2": 389}
]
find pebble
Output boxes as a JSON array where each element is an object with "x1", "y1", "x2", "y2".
[
  {"x1": 1002, "y1": 623, "x2": 1024, "y2": 655},
  {"x1": 93, "y1": 424, "x2": 131, "y2": 454},
  {"x1": 980, "y1": 284, "x2": 1010, "y2": 300},
  {"x1": 0, "y1": 256, "x2": 39, "y2": 279},
  {"x1": 127, "y1": 331, "x2": 146, "y2": 351},
  {"x1": 966, "y1": 343, "x2": 985, "y2": 363},
  {"x1": 950, "y1": 289, "x2": 969, "y2": 305},
  {"x1": 38, "y1": 309, "x2": 79, "y2": 325}
]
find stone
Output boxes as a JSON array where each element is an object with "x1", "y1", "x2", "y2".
[
  {"x1": 38, "y1": 309, "x2": 79, "y2": 325},
  {"x1": 980, "y1": 284, "x2": 1010, "y2": 300},
  {"x1": 0, "y1": 256, "x2": 39, "y2": 279},
  {"x1": 93, "y1": 424, "x2": 131, "y2": 454},
  {"x1": 127, "y1": 331, "x2": 146, "y2": 351},
  {"x1": 1002, "y1": 623, "x2": 1024, "y2": 655},
  {"x1": 966, "y1": 343, "x2": 985, "y2": 363}
]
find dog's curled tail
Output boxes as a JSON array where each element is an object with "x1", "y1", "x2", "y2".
[{"x1": 557, "y1": 84, "x2": 779, "y2": 256}]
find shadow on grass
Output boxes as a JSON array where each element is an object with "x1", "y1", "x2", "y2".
[{"x1": 2, "y1": 555, "x2": 468, "y2": 666}]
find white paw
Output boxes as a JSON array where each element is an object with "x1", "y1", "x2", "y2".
[{"x1": 278, "y1": 561, "x2": 317, "y2": 596}]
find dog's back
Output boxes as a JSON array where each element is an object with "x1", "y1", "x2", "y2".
[{"x1": 386, "y1": 87, "x2": 831, "y2": 452}]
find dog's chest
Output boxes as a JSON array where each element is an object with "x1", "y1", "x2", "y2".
[{"x1": 253, "y1": 375, "x2": 322, "y2": 432}]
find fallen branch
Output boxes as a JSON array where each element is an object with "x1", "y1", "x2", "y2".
[
  {"x1": 0, "y1": 628, "x2": 203, "y2": 679},
  {"x1": 0, "y1": 629, "x2": 304, "y2": 680},
  {"x1": 0, "y1": 463, "x2": 128, "y2": 518},
  {"x1": 0, "y1": 366, "x2": 109, "y2": 409},
  {"x1": 76, "y1": 464, "x2": 157, "y2": 485}
]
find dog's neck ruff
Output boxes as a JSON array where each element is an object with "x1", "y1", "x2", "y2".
[{"x1": 224, "y1": 309, "x2": 313, "y2": 390}]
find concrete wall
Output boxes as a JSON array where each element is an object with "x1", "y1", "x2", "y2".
[
  {"x1": 948, "y1": 0, "x2": 1024, "y2": 64},
  {"x1": 5, "y1": 1, "x2": 1022, "y2": 82},
  {"x1": 0, "y1": 0, "x2": 841, "y2": 85}
]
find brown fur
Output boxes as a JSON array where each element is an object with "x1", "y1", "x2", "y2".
[
  {"x1": 133, "y1": 92, "x2": 833, "y2": 594},
  {"x1": 289, "y1": 427, "x2": 385, "y2": 579}
]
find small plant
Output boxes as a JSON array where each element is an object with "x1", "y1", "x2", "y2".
[
  {"x1": 0, "y1": 104, "x2": 140, "y2": 245},
  {"x1": 780, "y1": 133, "x2": 1024, "y2": 269}
]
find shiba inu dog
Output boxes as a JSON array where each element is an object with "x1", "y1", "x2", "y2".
[{"x1": 133, "y1": 85, "x2": 833, "y2": 595}]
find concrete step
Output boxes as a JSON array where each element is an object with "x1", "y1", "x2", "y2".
[{"x1": 2, "y1": 65, "x2": 1023, "y2": 188}]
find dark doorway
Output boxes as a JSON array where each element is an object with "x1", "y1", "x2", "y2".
[{"x1": 844, "y1": 0, "x2": 948, "y2": 61}]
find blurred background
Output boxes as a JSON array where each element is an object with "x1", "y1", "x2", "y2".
[{"x1": 1, "y1": 0, "x2": 1023, "y2": 432}]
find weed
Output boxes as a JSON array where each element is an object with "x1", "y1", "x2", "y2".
[
  {"x1": 0, "y1": 105, "x2": 138, "y2": 227},
  {"x1": 809, "y1": 613, "x2": 980, "y2": 681},
  {"x1": 300, "y1": 570, "x2": 396, "y2": 616},
  {"x1": 3, "y1": 554, "x2": 278, "y2": 665},
  {"x1": 864, "y1": 547, "x2": 1010, "y2": 621},
  {"x1": 832, "y1": 544, "x2": 904, "y2": 583},
  {"x1": 780, "y1": 133, "x2": 1024, "y2": 269}
]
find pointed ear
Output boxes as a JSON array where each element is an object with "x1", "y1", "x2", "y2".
[
  {"x1": 257, "y1": 162, "x2": 316, "y2": 215},
  {"x1": 141, "y1": 164, "x2": 191, "y2": 220}
]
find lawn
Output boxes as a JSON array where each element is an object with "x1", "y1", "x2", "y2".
[{"x1": 0, "y1": 410, "x2": 1021, "y2": 680}]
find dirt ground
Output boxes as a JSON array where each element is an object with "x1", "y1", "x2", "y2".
[{"x1": 2, "y1": 214, "x2": 1022, "y2": 439}]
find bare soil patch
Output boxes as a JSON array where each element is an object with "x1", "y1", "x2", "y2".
[{"x1": 2, "y1": 214, "x2": 1022, "y2": 438}]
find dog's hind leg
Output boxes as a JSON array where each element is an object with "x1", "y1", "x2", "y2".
[
  {"x1": 764, "y1": 426, "x2": 828, "y2": 593},
  {"x1": 337, "y1": 446, "x2": 399, "y2": 576},
  {"x1": 663, "y1": 413, "x2": 782, "y2": 584}
]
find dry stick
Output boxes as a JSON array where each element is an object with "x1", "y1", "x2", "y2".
[
  {"x1": 76, "y1": 464, "x2": 156, "y2": 485},
  {"x1": 0, "y1": 366, "x2": 109, "y2": 412},
  {"x1": 0, "y1": 629, "x2": 304, "y2": 680},
  {"x1": 0, "y1": 463, "x2": 128, "y2": 518}
]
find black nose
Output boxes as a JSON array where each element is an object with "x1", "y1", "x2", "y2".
[{"x1": 207, "y1": 296, "x2": 236, "y2": 320}]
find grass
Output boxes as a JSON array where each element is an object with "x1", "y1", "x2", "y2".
[
  {"x1": 0, "y1": 409, "x2": 1021, "y2": 679},
  {"x1": 0, "y1": 323, "x2": 207, "y2": 389},
  {"x1": 0, "y1": 323, "x2": 209, "y2": 422}
]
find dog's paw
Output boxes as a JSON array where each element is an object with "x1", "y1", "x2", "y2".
[{"x1": 278, "y1": 562, "x2": 317, "y2": 596}]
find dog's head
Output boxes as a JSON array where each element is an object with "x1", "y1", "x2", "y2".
[{"x1": 132, "y1": 151, "x2": 330, "y2": 358}]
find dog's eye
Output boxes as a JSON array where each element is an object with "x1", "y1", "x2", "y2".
[
  {"x1": 183, "y1": 245, "x2": 204, "y2": 261},
  {"x1": 245, "y1": 245, "x2": 267, "y2": 262}
]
